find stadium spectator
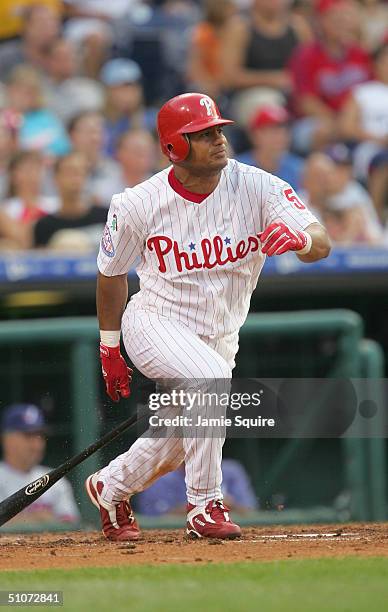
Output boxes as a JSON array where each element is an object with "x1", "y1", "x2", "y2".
[
  {"x1": 322, "y1": 204, "x2": 377, "y2": 244},
  {"x1": 221, "y1": 0, "x2": 312, "y2": 95},
  {"x1": 358, "y1": 0, "x2": 388, "y2": 52},
  {"x1": 339, "y1": 40, "x2": 388, "y2": 223},
  {"x1": 236, "y1": 105, "x2": 304, "y2": 190},
  {"x1": 301, "y1": 151, "x2": 381, "y2": 244},
  {"x1": 0, "y1": 112, "x2": 18, "y2": 201},
  {"x1": 0, "y1": 403, "x2": 80, "y2": 527},
  {"x1": 339, "y1": 42, "x2": 388, "y2": 182},
  {"x1": 1, "y1": 151, "x2": 58, "y2": 248},
  {"x1": 186, "y1": 0, "x2": 245, "y2": 98},
  {"x1": 5, "y1": 65, "x2": 71, "y2": 157},
  {"x1": 326, "y1": 144, "x2": 383, "y2": 243},
  {"x1": 135, "y1": 460, "x2": 258, "y2": 517},
  {"x1": 100, "y1": 58, "x2": 155, "y2": 158},
  {"x1": 290, "y1": 0, "x2": 372, "y2": 154},
  {"x1": 0, "y1": 0, "x2": 62, "y2": 42},
  {"x1": 0, "y1": 4, "x2": 61, "y2": 80},
  {"x1": 43, "y1": 37, "x2": 105, "y2": 123},
  {"x1": 115, "y1": 129, "x2": 157, "y2": 191},
  {"x1": 0, "y1": 209, "x2": 25, "y2": 251},
  {"x1": 63, "y1": 0, "x2": 133, "y2": 78},
  {"x1": 33, "y1": 152, "x2": 107, "y2": 250},
  {"x1": 299, "y1": 152, "x2": 334, "y2": 218},
  {"x1": 68, "y1": 111, "x2": 121, "y2": 207},
  {"x1": 368, "y1": 154, "x2": 388, "y2": 227}
]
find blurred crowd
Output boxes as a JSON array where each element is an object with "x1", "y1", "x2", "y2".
[{"x1": 0, "y1": 0, "x2": 387, "y2": 253}]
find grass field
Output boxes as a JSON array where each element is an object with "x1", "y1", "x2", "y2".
[{"x1": 2, "y1": 557, "x2": 388, "y2": 612}]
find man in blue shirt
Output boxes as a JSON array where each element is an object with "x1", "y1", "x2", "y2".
[
  {"x1": 135, "y1": 459, "x2": 258, "y2": 517},
  {"x1": 100, "y1": 59, "x2": 157, "y2": 157}
]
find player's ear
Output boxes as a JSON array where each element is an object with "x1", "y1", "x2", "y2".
[{"x1": 167, "y1": 134, "x2": 190, "y2": 163}]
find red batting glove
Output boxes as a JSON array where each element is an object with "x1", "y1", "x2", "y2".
[
  {"x1": 100, "y1": 344, "x2": 133, "y2": 402},
  {"x1": 258, "y1": 221, "x2": 309, "y2": 257}
]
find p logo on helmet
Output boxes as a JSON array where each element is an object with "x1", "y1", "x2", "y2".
[
  {"x1": 157, "y1": 93, "x2": 233, "y2": 163},
  {"x1": 200, "y1": 97, "x2": 214, "y2": 117}
]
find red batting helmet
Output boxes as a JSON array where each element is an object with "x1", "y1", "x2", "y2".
[{"x1": 157, "y1": 93, "x2": 234, "y2": 163}]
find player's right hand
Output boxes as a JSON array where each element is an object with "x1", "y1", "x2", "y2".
[{"x1": 100, "y1": 344, "x2": 133, "y2": 402}]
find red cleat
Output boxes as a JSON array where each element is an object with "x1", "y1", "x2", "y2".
[
  {"x1": 186, "y1": 499, "x2": 241, "y2": 539},
  {"x1": 85, "y1": 472, "x2": 140, "y2": 542}
]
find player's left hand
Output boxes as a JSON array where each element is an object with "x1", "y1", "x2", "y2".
[{"x1": 258, "y1": 221, "x2": 309, "y2": 256}]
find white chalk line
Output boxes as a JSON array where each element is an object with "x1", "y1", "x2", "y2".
[{"x1": 240, "y1": 532, "x2": 362, "y2": 542}]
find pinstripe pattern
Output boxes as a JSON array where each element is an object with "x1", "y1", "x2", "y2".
[
  {"x1": 98, "y1": 307, "x2": 231, "y2": 506},
  {"x1": 97, "y1": 160, "x2": 318, "y2": 341},
  {"x1": 96, "y1": 159, "x2": 319, "y2": 507}
]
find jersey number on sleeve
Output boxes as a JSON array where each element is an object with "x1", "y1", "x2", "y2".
[{"x1": 284, "y1": 187, "x2": 306, "y2": 210}]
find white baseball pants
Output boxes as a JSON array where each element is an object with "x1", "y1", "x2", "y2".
[{"x1": 97, "y1": 305, "x2": 237, "y2": 506}]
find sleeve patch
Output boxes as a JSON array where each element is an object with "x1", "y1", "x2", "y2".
[{"x1": 101, "y1": 224, "x2": 115, "y2": 257}]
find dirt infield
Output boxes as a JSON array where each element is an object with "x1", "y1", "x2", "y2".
[{"x1": 1, "y1": 523, "x2": 387, "y2": 571}]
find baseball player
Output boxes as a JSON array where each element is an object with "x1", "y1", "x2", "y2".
[{"x1": 86, "y1": 93, "x2": 331, "y2": 541}]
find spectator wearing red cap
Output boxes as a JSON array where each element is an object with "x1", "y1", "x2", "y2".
[
  {"x1": 289, "y1": 0, "x2": 372, "y2": 154},
  {"x1": 237, "y1": 105, "x2": 304, "y2": 190}
]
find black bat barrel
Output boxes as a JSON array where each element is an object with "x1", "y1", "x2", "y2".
[{"x1": 0, "y1": 412, "x2": 139, "y2": 527}]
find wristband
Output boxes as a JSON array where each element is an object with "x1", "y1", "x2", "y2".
[
  {"x1": 296, "y1": 232, "x2": 312, "y2": 255},
  {"x1": 100, "y1": 330, "x2": 121, "y2": 347}
]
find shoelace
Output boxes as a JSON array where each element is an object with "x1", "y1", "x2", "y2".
[
  {"x1": 205, "y1": 499, "x2": 230, "y2": 522},
  {"x1": 116, "y1": 500, "x2": 135, "y2": 526}
]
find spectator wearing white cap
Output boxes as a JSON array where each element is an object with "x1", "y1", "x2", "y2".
[
  {"x1": 237, "y1": 105, "x2": 304, "y2": 190},
  {"x1": 0, "y1": 403, "x2": 80, "y2": 528},
  {"x1": 100, "y1": 58, "x2": 157, "y2": 158}
]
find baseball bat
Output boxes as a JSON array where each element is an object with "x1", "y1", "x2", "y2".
[{"x1": 0, "y1": 411, "x2": 141, "y2": 527}]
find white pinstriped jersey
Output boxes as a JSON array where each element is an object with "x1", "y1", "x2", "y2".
[{"x1": 97, "y1": 159, "x2": 318, "y2": 338}]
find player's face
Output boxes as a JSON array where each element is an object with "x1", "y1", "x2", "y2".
[{"x1": 185, "y1": 126, "x2": 228, "y2": 174}]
